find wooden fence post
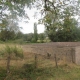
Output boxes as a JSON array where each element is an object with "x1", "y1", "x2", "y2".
[
  {"x1": 71, "y1": 48, "x2": 75, "y2": 63},
  {"x1": 54, "y1": 54, "x2": 58, "y2": 68},
  {"x1": 34, "y1": 54, "x2": 37, "y2": 69}
]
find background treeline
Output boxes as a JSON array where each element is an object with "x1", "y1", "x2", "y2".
[
  {"x1": 0, "y1": 0, "x2": 80, "y2": 43},
  {"x1": 0, "y1": 26, "x2": 80, "y2": 43},
  {"x1": 0, "y1": 30, "x2": 50, "y2": 43}
]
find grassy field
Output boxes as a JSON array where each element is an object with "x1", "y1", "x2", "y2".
[{"x1": 0, "y1": 43, "x2": 80, "y2": 80}]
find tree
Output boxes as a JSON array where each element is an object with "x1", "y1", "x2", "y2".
[
  {"x1": 42, "y1": 0, "x2": 80, "y2": 42},
  {"x1": 0, "y1": 0, "x2": 35, "y2": 20},
  {"x1": 0, "y1": 45, "x2": 24, "y2": 74},
  {"x1": 16, "y1": 31, "x2": 24, "y2": 39},
  {"x1": 0, "y1": 19, "x2": 19, "y2": 41},
  {"x1": 0, "y1": 29, "x2": 16, "y2": 41},
  {"x1": 23, "y1": 33, "x2": 34, "y2": 42},
  {"x1": 38, "y1": 33, "x2": 45, "y2": 42},
  {"x1": 0, "y1": 0, "x2": 35, "y2": 38},
  {"x1": 33, "y1": 22, "x2": 38, "y2": 42},
  {"x1": 0, "y1": 14, "x2": 21, "y2": 41}
]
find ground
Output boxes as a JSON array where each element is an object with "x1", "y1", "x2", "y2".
[{"x1": 0, "y1": 42, "x2": 80, "y2": 80}]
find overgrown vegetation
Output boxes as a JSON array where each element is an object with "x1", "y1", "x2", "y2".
[
  {"x1": 0, "y1": 44, "x2": 80, "y2": 80},
  {"x1": 0, "y1": 0, "x2": 80, "y2": 42},
  {"x1": 0, "y1": 32, "x2": 49, "y2": 44},
  {"x1": 0, "y1": 62, "x2": 80, "y2": 80},
  {"x1": 0, "y1": 0, "x2": 80, "y2": 79},
  {"x1": 43, "y1": 0, "x2": 80, "y2": 42},
  {"x1": 0, "y1": 45, "x2": 23, "y2": 75}
]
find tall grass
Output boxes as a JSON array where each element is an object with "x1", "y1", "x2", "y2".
[
  {"x1": 0, "y1": 44, "x2": 80, "y2": 80},
  {"x1": 0, "y1": 45, "x2": 24, "y2": 75}
]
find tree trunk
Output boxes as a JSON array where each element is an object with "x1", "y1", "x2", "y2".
[{"x1": 7, "y1": 55, "x2": 11, "y2": 74}]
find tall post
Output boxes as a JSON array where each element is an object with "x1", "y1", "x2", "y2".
[
  {"x1": 54, "y1": 54, "x2": 58, "y2": 68},
  {"x1": 34, "y1": 54, "x2": 37, "y2": 69}
]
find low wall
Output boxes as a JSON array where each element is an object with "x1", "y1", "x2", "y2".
[
  {"x1": 23, "y1": 44, "x2": 80, "y2": 65},
  {"x1": 32, "y1": 46, "x2": 75, "y2": 63},
  {"x1": 75, "y1": 46, "x2": 80, "y2": 65}
]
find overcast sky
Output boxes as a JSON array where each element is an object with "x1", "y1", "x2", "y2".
[{"x1": 19, "y1": 8, "x2": 45, "y2": 34}]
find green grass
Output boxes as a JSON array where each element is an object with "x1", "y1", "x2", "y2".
[
  {"x1": 0, "y1": 43, "x2": 80, "y2": 80},
  {"x1": 0, "y1": 67, "x2": 6, "y2": 80},
  {"x1": 0, "y1": 64, "x2": 80, "y2": 80}
]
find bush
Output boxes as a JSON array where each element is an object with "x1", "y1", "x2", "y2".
[{"x1": 0, "y1": 68, "x2": 6, "y2": 80}]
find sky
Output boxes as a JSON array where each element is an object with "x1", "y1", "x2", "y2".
[{"x1": 19, "y1": 8, "x2": 45, "y2": 34}]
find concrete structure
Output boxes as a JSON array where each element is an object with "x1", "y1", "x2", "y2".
[
  {"x1": 75, "y1": 46, "x2": 80, "y2": 65},
  {"x1": 23, "y1": 42, "x2": 80, "y2": 65}
]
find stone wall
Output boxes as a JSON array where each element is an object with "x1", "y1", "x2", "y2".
[
  {"x1": 23, "y1": 43, "x2": 80, "y2": 65},
  {"x1": 75, "y1": 46, "x2": 80, "y2": 65},
  {"x1": 31, "y1": 46, "x2": 75, "y2": 63}
]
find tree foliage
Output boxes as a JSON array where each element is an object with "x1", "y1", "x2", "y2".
[
  {"x1": 0, "y1": 29, "x2": 15, "y2": 41},
  {"x1": 0, "y1": 0, "x2": 37, "y2": 42},
  {"x1": 0, "y1": 0, "x2": 35, "y2": 19},
  {"x1": 0, "y1": 0, "x2": 35, "y2": 41},
  {"x1": 0, "y1": 0, "x2": 80, "y2": 42},
  {"x1": 38, "y1": 33, "x2": 45, "y2": 42},
  {"x1": 42, "y1": 0, "x2": 80, "y2": 42},
  {"x1": 0, "y1": 16, "x2": 20, "y2": 41}
]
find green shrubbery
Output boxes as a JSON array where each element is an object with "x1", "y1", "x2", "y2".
[
  {"x1": 0, "y1": 45, "x2": 23, "y2": 75},
  {"x1": 0, "y1": 64, "x2": 80, "y2": 80}
]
